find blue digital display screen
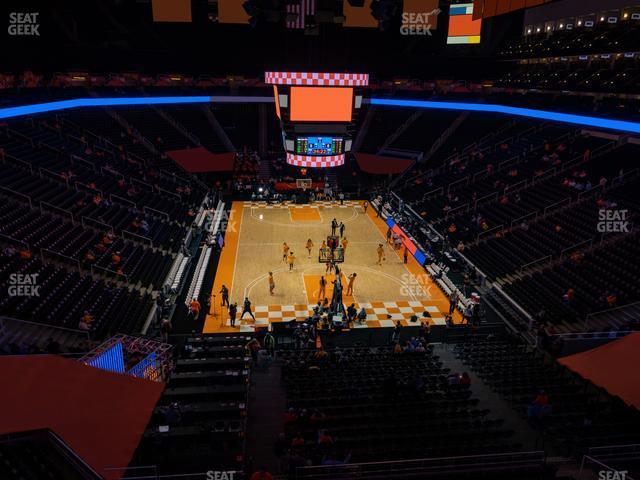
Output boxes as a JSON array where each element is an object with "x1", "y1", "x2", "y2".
[{"x1": 295, "y1": 137, "x2": 344, "y2": 155}]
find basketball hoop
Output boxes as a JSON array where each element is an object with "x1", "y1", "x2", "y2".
[
  {"x1": 296, "y1": 178, "x2": 312, "y2": 189},
  {"x1": 319, "y1": 246, "x2": 344, "y2": 263}
]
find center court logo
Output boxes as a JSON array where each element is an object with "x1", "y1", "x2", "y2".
[
  {"x1": 8, "y1": 12, "x2": 40, "y2": 36},
  {"x1": 400, "y1": 8, "x2": 440, "y2": 36},
  {"x1": 8, "y1": 273, "x2": 40, "y2": 297}
]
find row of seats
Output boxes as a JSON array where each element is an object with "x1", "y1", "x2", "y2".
[
  {"x1": 0, "y1": 198, "x2": 173, "y2": 288},
  {"x1": 134, "y1": 334, "x2": 251, "y2": 476},
  {"x1": 454, "y1": 336, "x2": 640, "y2": 457},
  {"x1": 279, "y1": 346, "x2": 517, "y2": 465},
  {"x1": 0, "y1": 253, "x2": 152, "y2": 337},
  {"x1": 503, "y1": 231, "x2": 640, "y2": 328},
  {"x1": 499, "y1": 19, "x2": 640, "y2": 59},
  {"x1": 464, "y1": 174, "x2": 638, "y2": 279},
  {"x1": 1, "y1": 122, "x2": 202, "y2": 226},
  {"x1": 496, "y1": 59, "x2": 640, "y2": 93}
]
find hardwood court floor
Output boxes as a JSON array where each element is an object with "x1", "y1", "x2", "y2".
[{"x1": 202, "y1": 200, "x2": 461, "y2": 333}]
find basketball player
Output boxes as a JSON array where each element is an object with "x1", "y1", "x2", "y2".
[
  {"x1": 228, "y1": 302, "x2": 238, "y2": 327},
  {"x1": 288, "y1": 252, "x2": 296, "y2": 271},
  {"x1": 331, "y1": 218, "x2": 338, "y2": 236},
  {"x1": 346, "y1": 273, "x2": 357, "y2": 296},
  {"x1": 241, "y1": 297, "x2": 255, "y2": 321},
  {"x1": 341, "y1": 237, "x2": 349, "y2": 252},
  {"x1": 321, "y1": 240, "x2": 327, "y2": 250},
  {"x1": 282, "y1": 242, "x2": 290, "y2": 262},
  {"x1": 363, "y1": 200, "x2": 368, "y2": 213},
  {"x1": 319, "y1": 275, "x2": 327, "y2": 301},
  {"x1": 325, "y1": 260, "x2": 334, "y2": 275},
  {"x1": 377, "y1": 244, "x2": 386, "y2": 266},
  {"x1": 220, "y1": 284, "x2": 229, "y2": 306},
  {"x1": 305, "y1": 238, "x2": 314, "y2": 258},
  {"x1": 268, "y1": 271, "x2": 275, "y2": 295}
]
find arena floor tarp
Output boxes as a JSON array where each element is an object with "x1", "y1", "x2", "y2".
[
  {"x1": 354, "y1": 153, "x2": 414, "y2": 174},
  {"x1": 558, "y1": 332, "x2": 640, "y2": 409},
  {"x1": 166, "y1": 147, "x2": 235, "y2": 172},
  {"x1": 0, "y1": 355, "x2": 164, "y2": 479}
]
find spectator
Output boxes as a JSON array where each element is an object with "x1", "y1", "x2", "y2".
[
  {"x1": 246, "y1": 337, "x2": 261, "y2": 364},
  {"x1": 250, "y1": 466, "x2": 273, "y2": 480},
  {"x1": 189, "y1": 297, "x2": 201, "y2": 320}
]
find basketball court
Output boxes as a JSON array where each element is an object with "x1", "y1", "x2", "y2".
[{"x1": 203, "y1": 200, "x2": 462, "y2": 333}]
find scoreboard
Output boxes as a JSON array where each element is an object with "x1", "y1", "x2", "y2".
[
  {"x1": 265, "y1": 72, "x2": 369, "y2": 168},
  {"x1": 295, "y1": 137, "x2": 344, "y2": 156}
]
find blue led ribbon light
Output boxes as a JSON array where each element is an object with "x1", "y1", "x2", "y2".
[
  {"x1": 0, "y1": 96, "x2": 212, "y2": 119},
  {"x1": 1, "y1": 95, "x2": 639, "y2": 134},
  {"x1": 369, "y1": 98, "x2": 640, "y2": 134}
]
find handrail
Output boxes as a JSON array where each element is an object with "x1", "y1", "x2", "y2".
[
  {"x1": 0, "y1": 315, "x2": 90, "y2": 338},
  {"x1": 447, "y1": 175, "x2": 470, "y2": 193},
  {"x1": 123, "y1": 230, "x2": 153, "y2": 247},
  {"x1": 41, "y1": 248, "x2": 82, "y2": 271},
  {"x1": 544, "y1": 197, "x2": 571, "y2": 215},
  {"x1": 295, "y1": 450, "x2": 546, "y2": 480},
  {"x1": 504, "y1": 179, "x2": 527, "y2": 194},
  {"x1": 474, "y1": 191, "x2": 498, "y2": 210},
  {"x1": 143, "y1": 206, "x2": 170, "y2": 220},
  {"x1": 422, "y1": 186, "x2": 444, "y2": 199},
  {"x1": 110, "y1": 193, "x2": 137, "y2": 208},
  {"x1": 492, "y1": 282, "x2": 535, "y2": 331},
  {"x1": 90, "y1": 264, "x2": 130, "y2": 283},
  {"x1": 75, "y1": 181, "x2": 103, "y2": 195},
  {"x1": 580, "y1": 455, "x2": 635, "y2": 480},
  {"x1": 585, "y1": 301, "x2": 640, "y2": 322},
  {"x1": 40, "y1": 201, "x2": 74, "y2": 222},
  {"x1": 445, "y1": 203, "x2": 469, "y2": 219},
  {"x1": 560, "y1": 238, "x2": 592, "y2": 257},
  {"x1": 520, "y1": 255, "x2": 552, "y2": 273},
  {"x1": 2, "y1": 152, "x2": 34, "y2": 173},
  {"x1": 0, "y1": 232, "x2": 29, "y2": 249},
  {"x1": 82, "y1": 216, "x2": 114, "y2": 233},
  {"x1": 477, "y1": 224, "x2": 503, "y2": 241},
  {"x1": 0, "y1": 185, "x2": 32, "y2": 208},
  {"x1": 511, "y1": 211, "x2": 537, "y2": 228}
]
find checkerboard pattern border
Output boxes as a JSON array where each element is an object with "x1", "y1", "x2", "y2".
[
  {"x1": 224, "y1": 300, "x2": 448, "y2": 332},
  {"x1": 286, "y1": 153, "x2": 345, "y2": 168},
  {"x1": 243, "y1": 201, "x2": 361, "y2": 209},
  {"x1": 265, "y1": 72, "x2": 369, "y2": 86}
]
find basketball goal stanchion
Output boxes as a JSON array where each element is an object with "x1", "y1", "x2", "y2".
[
  {"x1": 295, "y1": 178, "x2": 313, "y2": 203},
  {"x1": 319, "y1": 235, "x2": 345, "y2": 320}
]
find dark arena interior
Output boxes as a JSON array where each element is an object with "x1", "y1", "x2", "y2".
[{"x1": 1, "y1": 0, "x2": 640, "y2": 479}]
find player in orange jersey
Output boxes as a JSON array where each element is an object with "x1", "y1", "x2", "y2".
[{"x1": 377, "y1": 244, "x2": 386, "y2": 266}]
